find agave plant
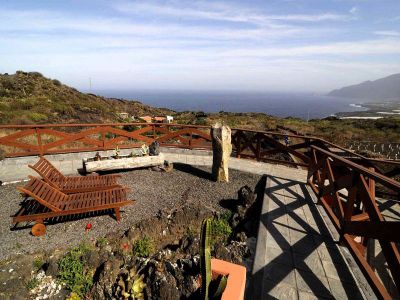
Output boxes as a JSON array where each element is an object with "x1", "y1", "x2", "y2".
[
  {"x1": 117, "y1": 267, "x2": 146, "y2": 300},
  {"x1": 200, "y1": 218, "x2": 227, "y2": 300}
]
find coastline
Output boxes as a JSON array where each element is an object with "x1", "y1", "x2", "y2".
[
  {"x1": 93, "y1": 90, "x2": 369, "y2": 120},
  {"x1": 334, "y1": 101, "x2": 400, "y2": 119}
]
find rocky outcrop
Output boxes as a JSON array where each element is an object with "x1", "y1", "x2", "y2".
[
  {"x1": 92, "y1": 258, "x2": 124, "y2": 300},
  {"x1": 211, "y1": 123, "x2": 232, "y2": 182}
]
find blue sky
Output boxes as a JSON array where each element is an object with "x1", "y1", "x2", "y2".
[{"x1": 1, "y1": 0, "x2": 399, "y2": 92}]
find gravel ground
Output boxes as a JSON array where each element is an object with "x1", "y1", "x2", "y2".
[{"x1": 0, "y1": 164, "x2": 262, "y2": 260}]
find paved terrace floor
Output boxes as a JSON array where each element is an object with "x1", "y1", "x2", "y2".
[{"x1": 250, "y1": 176, "x2": 371, "y2": 300}]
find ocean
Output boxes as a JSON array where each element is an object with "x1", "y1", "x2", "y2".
[{"x1": 93, "y1": 90, "x2": 367, "y2": 120}]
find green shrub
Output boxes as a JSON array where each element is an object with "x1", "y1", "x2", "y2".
[
  {"x1": 133, "y1": 236, "x2": 154, "y2": 257},
  {"x1": 186, "y1": 226, "x2": 198, "y2": 240},
  {"x1": 375, "y1": 117, "x2": 400, "y2": 130},
  {"x1": 58, "y1": 243, "x2": 93, "y2": 297},
  {"x1": 29, "y1": 112, "x2": 48, "y2": 122},
  {"x1": 53, "y1": 102, "x2": 74, "y2": 115},
  {"x1": 9, "y1": 99, "x2": 35, "y2": 110},
  {"x1": 33, "y1": 258, "x2": 45, "y2": 271},
  {"x1": 96, "y1": 237, "x2": 108, "y2": 248},
  {"x1": 26, "y1": 278, "x2": 40, "y2": 290},
  {"x1": 0, "y1": 102, "x2": 8, "y2": 110},
  {"x1": 0, "y1": 77, "x2": 16, "y2": 90},
  {"x1": 67, "y1": 292, "x2": 81, "y2": 300},
  {"x1": 29, "y1": 72, "x2": 43, "y2": 78},
  {"x1": 219, "y1": 210, "x2": 233, "y2": 223},
  {"x1": 123, "y1": 124, "x2": 139, "y2": 132},
  {"x1": 10, "y1": 115, "x2": 34, "y2": 125},
  {"x1": 211, "y1": 215, "x2": 232, "y2": 245},
  {"x1": 195, "y1": 117, "x2": 208, "y2": 126},
  {"x1": 52, "y1": 79, "x2": 62, "y2": 86},
  {"x1": 105, "y1": 132, "x2": 115, "y2": 139}
]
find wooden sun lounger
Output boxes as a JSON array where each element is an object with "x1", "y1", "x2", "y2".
[
  {"x1": 13, "y1": 176, "x2": 134, "y2": 236},
  {"x1": 29, "y1": 157, "x2": 122, "y2": 193}
]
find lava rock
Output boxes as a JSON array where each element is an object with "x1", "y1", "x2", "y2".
[
  {"x1": 45, "y1": 257, "x2": 59, "y2": 277},
  {"x1": 213, "y1": 243, "x2": 231, "y2": 262},
  {"x1": 238, "y1": 185, "x2": 255, "y2": 207},
  {"x1": 159, "y1": 272, "x2": 180, "y2": 300},
  {"x1": 84, "y1": 249, "x2": 102, "y2": 270},
  {"x1": 236, "y1": 231, "x2": 248, "y2": 243},
  {"x1": 149, "y1": 141, "x2": 160, "y2": 156},
  {"x1": 92, "y1": 258, "x2": 123, "y2": 300}
]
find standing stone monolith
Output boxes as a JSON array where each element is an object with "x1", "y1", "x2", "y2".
[{"x1": 211, "y1": 123, "x2": 232, "y2": 182}]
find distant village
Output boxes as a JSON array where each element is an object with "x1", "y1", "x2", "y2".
[{"x1": 118, "y1": 112, "x2": 174, "y2": 123}]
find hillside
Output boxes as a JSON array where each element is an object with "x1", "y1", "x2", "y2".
[
  {"x1": 0, "y1": 71, "x2": 173, "y2": 124},
  {"x1": 328, "y1": 73, "x2": 400, "y2": 101}
]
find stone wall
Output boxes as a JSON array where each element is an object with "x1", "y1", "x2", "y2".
[{"x1": 0, "y1": 147, "x2": 212, "y2": 184}]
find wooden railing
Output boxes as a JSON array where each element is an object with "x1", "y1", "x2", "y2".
[
  {"x1": 0, "y1": 122, "x2": 399, "y2": 298},
  {"x1": 0, "y1": 123, "x2": 213, "y2": 157},
  {"x1": 0, "y1": 123, "x2": 398, "y2": 183},
  {"x1": 0, "y1": 122, "x2": 397, "y2": 166},
  {"x1": 308, "y1": 146, "x2": 400, "y2": 299},
  {"x1": 232, "y1": 129, "x2": 312, "y2": 167}
]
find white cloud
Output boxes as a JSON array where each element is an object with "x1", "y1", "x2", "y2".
[
  {"x1": 374, "y1": 30, "x2": 400, "y2": 37},
  {"x1": 266, "y1": 13, "x2": 353, "y2": 22},
  {"x1": 350, "y1": 6, "x2": 358, "y2": 14},
  {"x1": 0, "y1": 2, "x2": 398, "y2": 92},
  {"x1": 113, "y1": 2, "x2": 355, "y2": 24},
  {"x1": 0, "y1": 8, "x2": 309, "y2": 41},
  {"x1": 219, "y1": 39, "x2": 400, "y2": 58}
]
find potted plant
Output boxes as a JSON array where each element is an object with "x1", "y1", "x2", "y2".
[{"x1": 200, "y1": 218, "x2": 246, "y2": 300}]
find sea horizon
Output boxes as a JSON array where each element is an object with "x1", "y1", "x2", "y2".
[{"x1": 91, "y1": 89, "x2": 367, "y2": 120}]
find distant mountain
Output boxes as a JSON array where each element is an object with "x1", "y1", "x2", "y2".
[
  {"x1": 0, "y1": 71, "x2": 173, "y2": 124},
  {"x1": 328, "y1": 73, "x2": 400, "y2": 101}
]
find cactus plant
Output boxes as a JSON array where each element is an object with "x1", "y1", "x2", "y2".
[{"x1": 200, "y1": 218, "x2": 227, "y2": 300}]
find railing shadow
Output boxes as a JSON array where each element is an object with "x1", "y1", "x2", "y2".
[{"x1": 249, "y1": 175, "x2": 364, "y2": 299}]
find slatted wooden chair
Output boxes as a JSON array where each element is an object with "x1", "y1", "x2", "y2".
[
  {"x1": 13, "y1": 176, "x2": 134, "y2": 236},
  {"x1": 29, "y1": 157, "x2": 122, "y2": 194}
]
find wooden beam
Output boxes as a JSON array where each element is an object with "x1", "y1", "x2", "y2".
[{"x1": 344, "y1": 221, "x2": 400, "y2": 242}]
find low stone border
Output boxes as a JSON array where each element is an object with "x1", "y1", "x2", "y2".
[{"x1": 0, "y1": 147, "x2": 307, "y2": 184}]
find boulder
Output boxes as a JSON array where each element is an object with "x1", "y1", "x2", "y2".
[
  {"x1": 92, "y1": 258, "x2": 123, "y2": 300},
  {"x1": 238, "y1": 185, "x2": 255, "y2": 207},
  {"x1": 149, "y1": 141, "x2": 160, "y2": 156},
  {"x1": 45, "y1": 257, "x2": 59, "y2": 277},
  {"x1": 211, "y1": 123, "x2": 232, "y2": 182}
]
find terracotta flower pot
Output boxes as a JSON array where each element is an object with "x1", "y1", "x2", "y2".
[{"x1": 211, "y1": 259, "x2": 246, "y2": 300}]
